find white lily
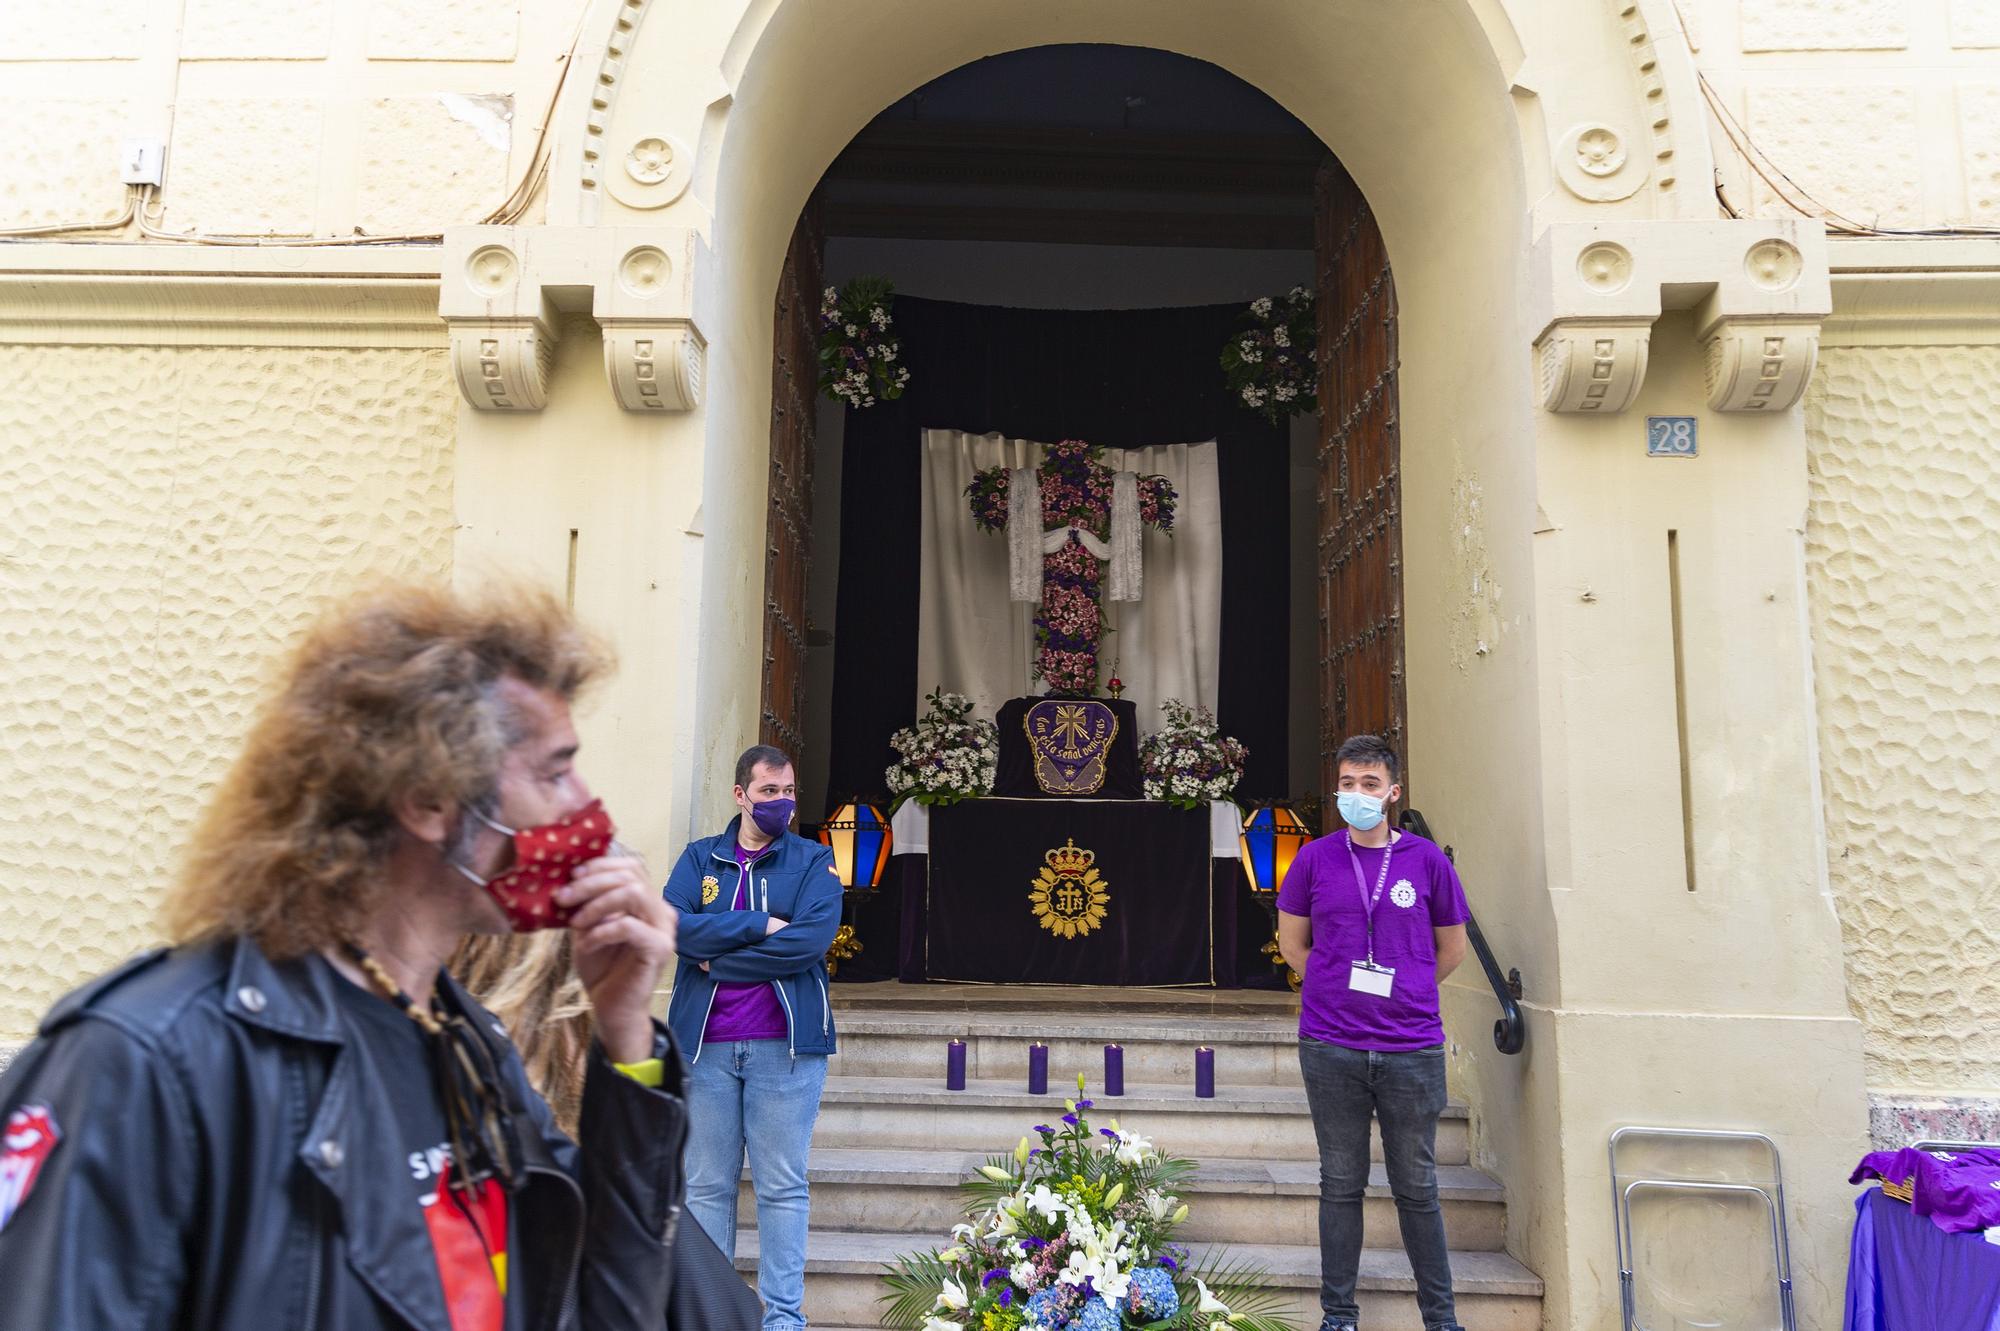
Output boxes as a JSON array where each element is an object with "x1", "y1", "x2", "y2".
[
  {"x1": 987, "y1": 1209, "x2": 1020, "y2": 1239},
  {"x1": 1057, "y1": 1251, "x2": 1096, "y2": 1287},
  {"x1": 937, "y1": 1276, "x2": 970, "y2": 1311},
  {"x1": 1096, "y1": 1266, "x2": 1133, "y2": 1306},
  {"x1": 1195, "y1": 1278, "x2": 1232, "y2": 1315},
  {"x1": 923, "y1": 1318, "x2": 960, "y2": 1331},
  {"x1": 1143, "y1": 1190, "x2": 1178, "y2": 1222},
  {"x1": 1025, "y1": 1183, "x2": 1065, "y2": 1220}
]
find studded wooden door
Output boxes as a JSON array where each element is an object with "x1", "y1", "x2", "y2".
[
  {"x1": 1315, "y1": 158, "x2": 1408, "y2": 806},
  {"x1": 760, "y1": 198, "x2": 822, "y2": 756}
]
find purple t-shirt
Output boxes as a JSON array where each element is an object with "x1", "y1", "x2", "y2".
[
  {"x1": 1852, "y1": 1147, "x2": 2000, "y2": 1233},
  {"x1": 702, "y1": 845, "x2": 790, "y2": 1044},
  {"x1": 1276, "y1": 830, "x2": 1470, "y2": 1051}
]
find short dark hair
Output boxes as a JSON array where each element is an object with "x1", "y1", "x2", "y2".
[
  {"x1": 1334, "y1": 733, "x2": 1400, "y2": 782},
  {"x1": 735, "y1": 744, "x2": 794, "y2": 790}
]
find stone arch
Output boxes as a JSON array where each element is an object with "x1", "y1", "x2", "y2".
[{"x1": 545, "y1": 0, "x2": 1719, "y2": 822}]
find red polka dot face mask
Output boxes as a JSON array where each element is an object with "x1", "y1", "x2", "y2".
[{"x1": 451, "y1": 799, "x2": 618, "y2": 932}]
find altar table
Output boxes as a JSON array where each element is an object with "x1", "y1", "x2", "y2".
[
  {"x1": 1845, "y1": 1186, "x2": 2000, "y2": 1330},
  {"x1": 840, "y1": 798, "x2": 1271, "y2": 987}
]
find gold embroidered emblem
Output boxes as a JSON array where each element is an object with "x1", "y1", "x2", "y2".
[
  {"x1": 701, "y1": 875, "x2": 721, "y2": 906},
  {"x1": 1029, "y1": 839, "x2": 1110, "y2": 939}
]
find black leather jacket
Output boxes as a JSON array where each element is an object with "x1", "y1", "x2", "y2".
[{"x1": 0, "y1": 936, "x2": 689, "y2": 1330}]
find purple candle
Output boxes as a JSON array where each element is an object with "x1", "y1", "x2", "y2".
[
  {"x1": 1105, "y1": 1044, "x2": 1124, "y2": 1097},
  {"x1": 946, "y1": 1039, "x2": 967, "y2": 1091},
  {"x1": 1028, "y1": 1042, "x2": 1049, "y2": 1096},
  {"x1": 1195, "y1": 1046, "x2": 1215, "y2": 1099}
]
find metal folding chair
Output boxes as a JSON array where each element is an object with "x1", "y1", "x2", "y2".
[{"x1": 1608, "y1": 1125, "x2": 1797, "y2": 1331}]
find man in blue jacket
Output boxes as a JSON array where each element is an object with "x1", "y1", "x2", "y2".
[{"x1": 663, "y1": 744, "x2": 841, "y2": 1331}]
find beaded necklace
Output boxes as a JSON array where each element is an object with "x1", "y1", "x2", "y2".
[{"x1": 342, "y1": 940, "x2": 521, "y2": 1200}]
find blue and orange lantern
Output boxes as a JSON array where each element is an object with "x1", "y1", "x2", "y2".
[
  {"x1": 1237, "y1": 804, "x2": 1313, "y2": 900},
  {"x1": 1237, "y1": 804, "x2": 1313, "y2": 991},
  {"x1": 818, "y1": 800, "x2": 893, "y2": 892}
]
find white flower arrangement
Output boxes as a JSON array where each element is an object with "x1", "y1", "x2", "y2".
[
  {"x1": 1139, "y1": 700, "x2": 1247, "y2": 811},
  {"x1": 886, "y1": 687, "x2": 999, "y2": 807}
]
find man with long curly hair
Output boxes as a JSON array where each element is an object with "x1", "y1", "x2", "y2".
[{"x1": 0, "y1": 583, "x2": 687, "y2": 1331}]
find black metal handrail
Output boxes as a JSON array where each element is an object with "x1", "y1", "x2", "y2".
[{"x1": 1399, "y1": 807, "x2": 1525, "y2": 1055}]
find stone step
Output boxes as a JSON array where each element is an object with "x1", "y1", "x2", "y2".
[
  {"x1": 814, "y1": 1076, "x2": 1472, "y2": 1166},
  {"x1": 832, "y1": 1009, "x2": 1303, "y2": 1087},
  {"x1": 734, "y1": 1228, "x2": 1543, "y2": 1331},
  {"x1": 831, "y1": 981, "x2": 1298, "y2": 1017},
  {"x1": 743, "y1": 1147, "x2": 1507, "y2": 1251}
]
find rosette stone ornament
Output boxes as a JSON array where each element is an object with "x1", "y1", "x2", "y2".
[{"x1": 441, "y1": 224, "x2": 709, "y2": 413}]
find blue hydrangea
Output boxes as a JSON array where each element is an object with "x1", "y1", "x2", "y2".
[
  {"x1": 1124, "y1": 1267, "x2": 1180, "y2": 1322},
  {"x1": 1074, "y1": 1299, "x2": 1120, "y2": 1331},
  {"x1": 1026, "y1": 1287, "x2": 1071, "y2": 1330}
]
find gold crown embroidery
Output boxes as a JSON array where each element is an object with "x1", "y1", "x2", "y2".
[
  {"x1": 1029, "y1": 838, "x2": 1110, "y2": 939},
  {"x1": 701, "y1": 875, "x2": 721, "y2": 906}
]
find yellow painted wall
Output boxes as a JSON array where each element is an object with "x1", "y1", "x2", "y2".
[
  {"x1": 1805, "y1": 340, "x2": 2000, "y2": 1100},
  {"x1": 0, "y1": 344, "x2": 457, "y2": 1042},
  {"x1": 0, "y1": 0, "x2": 571, "y2": 236},
  {"x1": 6, "y1": 2, "x2": 2000, "y2": 239}
]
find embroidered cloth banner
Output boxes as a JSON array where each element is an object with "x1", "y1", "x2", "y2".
[{"x1": 1024, "y1": 698, "x2": 1120, "y2": 795}]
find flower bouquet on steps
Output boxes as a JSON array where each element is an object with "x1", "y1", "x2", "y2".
[
  {"x1": 880, "y1": 1079, "x2": 1294, "y2": 1331},
  {"x1": 885, "y1": 687, "x2": 1000, "y2": 808}
]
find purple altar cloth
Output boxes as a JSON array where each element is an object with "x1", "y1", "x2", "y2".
[
  {"x1": 1852, "y1": 1147, "x2": 2000, "y2": 1233},
  {"x1": 1845, "y1": 1187, "x2": 2000, "y2": 1331}
]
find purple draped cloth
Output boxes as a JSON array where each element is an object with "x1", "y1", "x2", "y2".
[
  {"x1": 1845, "y1": 1187, "x2": 2000, "y2": 1330},
  {"x1": 1852, "y1": 1147, "x2": 2000, "y2": 1233}
]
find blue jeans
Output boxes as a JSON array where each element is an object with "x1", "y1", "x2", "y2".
[
  {"x1": 1297, "y1": 1038, "x2": 1460, "y2": 1331},
  {"x1": 684, "y1": 1039, "x2": 830, "y2": 1331}
]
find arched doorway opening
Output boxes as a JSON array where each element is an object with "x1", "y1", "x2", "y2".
[{"x1": 749, "y1": 46, "x2": 1406, "y2": 849}]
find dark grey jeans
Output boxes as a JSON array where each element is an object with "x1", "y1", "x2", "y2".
[{"x1": 1298, "y1": 1037, "x2": 1459, "y2": 1330}]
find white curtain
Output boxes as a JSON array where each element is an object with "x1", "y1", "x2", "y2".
[{"x1": 916, "y1": 429, "x2": 1222, "y2": 730}]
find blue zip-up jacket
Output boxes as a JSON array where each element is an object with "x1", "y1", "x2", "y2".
[{"x1": 662, "y1": 816, "x2": 841, "y2": 1061}]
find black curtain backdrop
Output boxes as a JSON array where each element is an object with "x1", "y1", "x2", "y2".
[{"x1": 827, "y1": 296, "x2": 1292, "y2": 808}]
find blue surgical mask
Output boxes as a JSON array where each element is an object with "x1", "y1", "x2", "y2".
[{"x1": 1336, "y1": 790, "x2": 1387, "y2": 831}]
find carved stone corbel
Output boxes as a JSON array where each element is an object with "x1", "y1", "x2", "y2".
[
  {"x1": 440, "y1": 229, "x2": 560, "y2": 412},
  {"x1": 594, "y1": 230, "x2": 707, "y2": 412},
  {"x1": 601, "y1": 321, "x2": 705, "y2": 411},
  {"x1": 451, "y1": 316, "x2": 558, "y2": 411},
  {"x1": 1698, "y1": 317, "x2": 1821, "y2": 413},
  {"x1": 1533, "y1": 318, "x2": 1652, "y2": 414}
]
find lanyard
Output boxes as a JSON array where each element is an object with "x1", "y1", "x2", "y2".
[{"x1": 1345, "y1": 831, "x2": 1395, "y2": 965}]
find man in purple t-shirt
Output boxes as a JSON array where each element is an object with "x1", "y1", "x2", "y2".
[{"x1": 1278, "y1": 734, "x2": 1469, "y2": 1331}]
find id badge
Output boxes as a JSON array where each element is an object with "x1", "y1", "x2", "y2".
[{"x1": 1348, "y1": 960, "x2": 1395, "y2": 997}]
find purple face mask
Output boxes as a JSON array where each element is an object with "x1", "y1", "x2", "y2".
[{"x1": 748, "y1": 797, "x2": 795, "y2": 839}]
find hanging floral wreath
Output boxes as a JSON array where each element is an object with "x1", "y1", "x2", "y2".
[
  {"x1": 818, "y1": 276, "x2": 911, "y2": 410},
  {"x1": 1220, "y1": 286, "x2": 1318, "y2": 424}
]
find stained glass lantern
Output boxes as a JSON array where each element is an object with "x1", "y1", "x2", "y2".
[
  {"x1": 817, "y1": 800, "x2": 892, "y2": 981},
  {"x1": 818, "y1": 800, "x2": 893, "y2": 891},
  {"x1": 1237, "y1": 804, "x2": 1313, "y2": 992},
  {"x1": 1237, "y1": 805, "x2": 1313, "y2": 899}
]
